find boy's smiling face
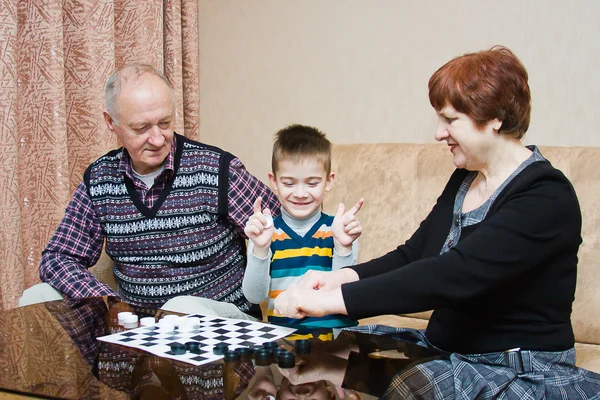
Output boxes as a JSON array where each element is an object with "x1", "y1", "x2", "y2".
[{"x1": 269, "y1": 157, "x2": 334, "y2": 220}]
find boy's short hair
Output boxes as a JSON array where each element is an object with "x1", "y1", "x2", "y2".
[{"x1": 272, "y1": 124, "x2": 332, "y2": 176}]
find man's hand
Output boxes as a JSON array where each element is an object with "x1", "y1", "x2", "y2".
[
  {"x1": 331, "y1": 198, "x2": 364, "y2": 255},
  {"x1": 244, "y1": 197, "x2": 275, "y2": 258}
]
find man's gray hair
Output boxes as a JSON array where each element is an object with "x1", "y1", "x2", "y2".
[{"x1": 105, "y1": 63, "x2": 173, "y2": 124}]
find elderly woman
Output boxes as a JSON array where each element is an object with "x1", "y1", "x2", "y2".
[{"x1": 274, "y1": 46, "x2": 600, "y2": 398}]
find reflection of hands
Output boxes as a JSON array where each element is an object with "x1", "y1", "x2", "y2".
[
  {"x1": 277, "y1": 352, "x2": 348, "y2": 386},
  {"x1": 331, "y1": 198, "x2": 364, "y2": 255},
  {"x1": 244, "y1": 197, "x2": 275, "y2": 257},
  {"x1": 273, "y1": 284, "x2": 347, "y2": 319}
]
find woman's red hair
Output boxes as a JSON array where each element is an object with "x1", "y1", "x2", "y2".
[{"x1": 428, "y1": 46, "x2": 531, "y2": 138}]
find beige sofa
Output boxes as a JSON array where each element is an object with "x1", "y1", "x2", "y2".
[
  {"x1": 91, "y1": 142, "x2": 600, "y2": 373},
  {"x1": 321, "y1": 143, "x2": 600, "y2": 374}
]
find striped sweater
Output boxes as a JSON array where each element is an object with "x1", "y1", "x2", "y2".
[{"x1": 267, "y1": 213, "x2": 357, "y2": 330}]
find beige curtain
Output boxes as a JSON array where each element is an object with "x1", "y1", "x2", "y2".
[{"x1": 0, "y1": 0, "x2": 199, "y2": 310}]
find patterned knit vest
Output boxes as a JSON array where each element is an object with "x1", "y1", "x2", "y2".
[
  {"x1": 267, "y1": 213, "x2": 357, "y2": 331},
  {"x1": 84, "y1": 134, "x2": 256, "y2": 316}
]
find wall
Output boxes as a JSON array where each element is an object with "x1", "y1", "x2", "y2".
[{"x1": 198, "y1": 0, "x2": 600, "y2": 183}]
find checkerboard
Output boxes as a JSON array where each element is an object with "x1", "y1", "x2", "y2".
[{"x1": 97, "y1": 313, "x2": 296, "y2": 366}]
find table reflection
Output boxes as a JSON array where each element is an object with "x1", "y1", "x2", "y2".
[{"x1": 0, "y1": 298, "x2": 429, "y2": 399}]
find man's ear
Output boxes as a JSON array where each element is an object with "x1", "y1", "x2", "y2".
[
  {"x1": 103, "y1": 111, "x2": 117, "y2": 134},
  {"x1": 268, "y1": 172, "x2": 278, "y2": 194},
  {"x1": 325, "y1": 172, "x2": 335, "y2": 192}
]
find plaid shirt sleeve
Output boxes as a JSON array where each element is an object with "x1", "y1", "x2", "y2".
[
  {"x1": 227, "y1": 157, "x2": 280, "y2": 236},
  {"x1": 39, "y1": 181, "x2": 116, "y2": 298}
]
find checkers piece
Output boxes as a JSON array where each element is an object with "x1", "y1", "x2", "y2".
[
  {"x1": 263, "y1": 214, "x2": 273, "y2": 228},
  {"x1": 185, "y1": 342, "x2": 201, "y2": 354},
  {"x1": 170, "y1": 343, "x2": 186, "y2": 355},
  {"x1": 271, "y1": 347, "x2": 287, "y2": 360},
  {"x1": 254, "y1": 348, "x2": 272, "y2": 366},
  {"x1": 213, "y1": 343, "x2": 229, "y2": 355},
  {"x1": 223, "y1": 349, "x2": 241, "y2": 362},
  {"x1": 237, "y1": 347, "x2": 252, "y2": 358},
  {"x1": 251, "y1": 345, "x2": 264, "y2": 353},
  {"x1": 140, "y1": 317, "x2": 155, "y2": 327},
  {"x1": 294, "y1": 339, "x2": 312, "y2": 354},
  {"x1": 278, "y1": 351, "x2": 296, "y2": 369},
  {"x1": 117, "y1": 312, "x2": 132, "y2": 326},
  {"x1": 262, "y1": 341, "x2": 278, "y2": 350}
]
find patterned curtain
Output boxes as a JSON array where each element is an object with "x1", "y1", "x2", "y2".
[{"x1": 0, "y1": 0, "x2": 199, "y2": 310}]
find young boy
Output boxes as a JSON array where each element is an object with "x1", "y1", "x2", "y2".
[{"x1": 242, "y1": 124, "x2": 364, "y2": 332}]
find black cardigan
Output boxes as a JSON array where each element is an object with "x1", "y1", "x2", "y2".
[{"x1": 343, "y1": 160, "x2": 581, "y2": 354}]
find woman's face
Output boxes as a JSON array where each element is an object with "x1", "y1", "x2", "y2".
[{"x1": 434, "y1": 104, "x2": 500, "y2": 171}]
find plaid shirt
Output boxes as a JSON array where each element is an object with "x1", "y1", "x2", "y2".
[{"x1": 40, "y1": 135, "x2": 280, "y2": 299}]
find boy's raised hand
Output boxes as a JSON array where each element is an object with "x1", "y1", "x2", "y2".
[
  {"x1": 244, "y1": 197, "x2": 275, "y2": 258},
  {"x1": 331, "y1": 198, "x2": 364, "y2": 255}
]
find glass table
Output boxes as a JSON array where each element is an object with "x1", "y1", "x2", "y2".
[{"x1": 0, "y1": 297, "x2": 423, "y2": 399}]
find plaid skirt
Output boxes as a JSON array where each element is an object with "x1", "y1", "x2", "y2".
[{"x1": 346, "y1": 325, "x2": 600, "y2": 399}]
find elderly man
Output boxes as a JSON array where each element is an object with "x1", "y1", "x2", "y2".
[{"x1": 21, "y1": 64, "x2": 279, "y2": 319}]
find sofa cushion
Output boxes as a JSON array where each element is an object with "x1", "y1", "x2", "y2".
[
  {"x1": 575, "y1": 343, "x2": 600, "y2": 373},
  {"x1": 89, "y1": 249, "x2": 117, "y2": 290}
]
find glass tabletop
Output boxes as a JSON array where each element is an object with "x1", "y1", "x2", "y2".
[{"x1": 0, "y1": 297, "x2": 424, "y2": 399}]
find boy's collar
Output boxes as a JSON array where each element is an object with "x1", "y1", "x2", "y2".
[{"x1": 280, "y1": 206, "x2": 322, "y2": 229}]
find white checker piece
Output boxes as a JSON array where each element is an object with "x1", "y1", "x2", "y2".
[{"x1": 97, "y1": 313, "x2": 296, "y2": 366}]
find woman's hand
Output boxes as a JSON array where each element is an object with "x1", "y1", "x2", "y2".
[
  {"x1": 273, "y1": 284, "x2": 347, "y2": 318},
  {"x1": 244, "y1": 197, "x2": 274, "y2": 258},
  {"x1": 331, "y1": 198, "x2": 364, "y2": 255},
  {"x1": 299, "y1": 269, "x2": 359, "y2": 291}
]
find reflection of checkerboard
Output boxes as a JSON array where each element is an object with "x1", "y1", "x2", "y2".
[{"x1": 97, "y1": 314, "x2": 296, "y2": 366}]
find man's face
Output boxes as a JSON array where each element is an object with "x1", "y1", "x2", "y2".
[{"x1": 104, "y1": 74, "x2": 175, "y2": 175}]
